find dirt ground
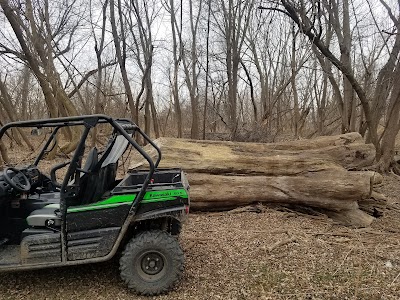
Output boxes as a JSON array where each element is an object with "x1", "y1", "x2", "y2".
[{"x1": 0, "y1": 174, "x2": 399, "y2": 300}]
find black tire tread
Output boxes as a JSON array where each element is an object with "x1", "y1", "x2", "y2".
[{"x1": 120, "y1": 230, "x2": 184, "y2": 296}]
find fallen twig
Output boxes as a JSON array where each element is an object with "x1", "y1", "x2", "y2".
[
  {"x1": 389, "y1": 272, "x2": 400, "y2": 287},
  {"x1": 267, "y1": 237, "x2": 297, "y2": 252},
  {"x1": 313, "y1": 232, "x2": 356, "y2": 238},
  {"x1": 333, "y1": 248, "x2": 353, "y2": 276}
]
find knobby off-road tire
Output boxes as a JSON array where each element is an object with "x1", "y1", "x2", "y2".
[
  {"x1": 120, "y1": 230, "x2": 184, "y2": 296},
  {"x1": 170, "y1": 220, "x2": 182, "y2": 236}
]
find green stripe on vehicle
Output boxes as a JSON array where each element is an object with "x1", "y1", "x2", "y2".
[
  {"x1": 92, "y1": 194, "x2": 136, "y2": 206},
  {"x1": 67, "y1": 194, "x2": 136, "y2": 213},
  {"x1": 67, "y1": 189, "x2": 188, "y2": 213}
]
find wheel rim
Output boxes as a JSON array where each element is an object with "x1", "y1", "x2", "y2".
[{"x1": 137, "y1": 250, "x2": 167, "y2": 281}]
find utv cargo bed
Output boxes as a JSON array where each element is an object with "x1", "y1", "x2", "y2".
[{"x1": 113, "y1": 168, "x2": 189, "y2": 193}]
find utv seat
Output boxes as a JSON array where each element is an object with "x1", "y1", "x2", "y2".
[
  {"x1": 26, "y1": 204, "x2": 61, "y2": 227},
  {"x1": 27, "y1": 147, "x2": 99, "y2": 206},
  {"x1": 26, "y1": 133, "x2": 131, "y2": 228}
]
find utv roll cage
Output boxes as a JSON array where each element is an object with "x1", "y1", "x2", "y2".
[{"x1": 0, "y1": 114, "x2": 161, "y2": 268}]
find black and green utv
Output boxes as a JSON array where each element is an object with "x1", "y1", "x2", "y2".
[{"x1": 0, "y1": 115, "x2": 190, "y2": 295}]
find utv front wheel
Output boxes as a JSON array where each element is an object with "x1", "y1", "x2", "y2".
[{"x1": 120, "y1": 230, "x2": 184, "y2": 295}]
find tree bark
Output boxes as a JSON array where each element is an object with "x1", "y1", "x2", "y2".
[
  {"x1": 91, "y1": 0, "x2": 109, "y2": 147},
  {"x1": 167, "y1": 0, "x2": 183, "y2": 138},
  {"x1": 110, "y1": 0, "x2": 137, "y2": 123},
  {"x1": 0, "y1": 141, "x2": 9, "y2": 165},
  {"x1": 187, "y1": 171, "x2": 370, "y2": 212},
  {"x1": 131, "y1": 133, "x2": 375, "y2": 171},
  {"x1": 130, "y1": 133, "x2": 383, "y2": 226},
  {"x1": 181, "y1": 0, "x2": 201, "y2": 139},
  {"x1": 19, "y1": 66, "x2": 31, "y2": 121},
  {"x1": 0, "y1": 80, "x2": 34, "y2": 151}
]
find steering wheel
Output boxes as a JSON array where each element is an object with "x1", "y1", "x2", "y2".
[{"x1": 3, "y1": 167, "x2": 31, "y2": 192}]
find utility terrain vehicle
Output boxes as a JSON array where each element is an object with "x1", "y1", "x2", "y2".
[{"x1": 0, "y1": 115, "x2": 190, "y2": 295}]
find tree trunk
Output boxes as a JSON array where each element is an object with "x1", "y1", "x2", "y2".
[
  {"x1": 340, "y1": 0, "x2": 355, "y2": 132},
  {"x1": 149, "y1": 83, "x2": 160, "y2": 139},
  {"x1": 185, "y1": 0, "x2": 201, "y2": 139},
  {"x1": 92, "y1": 0, "x2": 109, "y2": 147},
  {"x1": 187, "y1": 171, "x2": 370, "y2": 212},
  {"x1": 377, "y1": 73, "x2": 400, "y2": 171},
  {"x1": 291, "y1": 30, "x2": 300, "y2": 138},
  {"x1": 131, "y1": 133, "x2": 375, "y2": 171},
  {"x1": 168, "y1": 0, "x2": 183, "y2": 138},
  {"x1": 202, "y1": 0, "x2": 211, "y2": 139},
  {"x1": 19, "y1": 66, "x2": 31, "y2": 121},
  {"x1": 0, "y1": 0, "x2": 81, "y2": 155},
  {"x1": 0, "y1": 141, "x2": 9, "y2": 165},
  {"x1": 110, "y1": 0, "x2": 137, "y2": 123},
  {"x1": 130, "y1": 133, "x2": 382, "y2": 227},
  {"x1": 0, "y1": 80, "x2": 34, "y2": 151}
]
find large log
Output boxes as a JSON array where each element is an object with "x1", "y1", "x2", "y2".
[
  {"x1": 130, "y1": 133, "x2": 375, "y2": 172},
  {"x1": 128, "y1": 134, "x2": 384, "y2": 226},
  {"x1": 187, "y1": 171, "x2": 371, "y2": 211}
]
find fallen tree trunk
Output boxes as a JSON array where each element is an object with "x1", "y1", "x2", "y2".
[
  {"x1": 144, "y1": 152, "x2": 343, "y2": 176},
  {"x1": 187, "y1": 171, "x2": 371, "y2": 211},
  {"x1": 131, "y1": 133, "x2": 375, "y2": 172},
  {"x1": 129, "y1": 133, "x2": 385, "y2": 227}
]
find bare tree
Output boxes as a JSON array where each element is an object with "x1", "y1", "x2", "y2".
[
  {"x1": 0, "y1": 0, "x2": 87, "y2": 154},
  {"x1": 164, "y1": 0, "x2": 183, "y2": 138},
  {"x1": 322, "y1": 0, "x2": 357, "y2": 132},
  {"x1": 262, "y1": 0, "x2": 400, "y2": 171},
  {"x1": 213, "y1": 0, "x2": 255, "y2": 138},
  {"x1": 110, "y1": 0, "x2": 137, "y2": 123},
  {"x1": 181, "y1": 0, "x2": 202, "y2": 139},
  {"x1": 18, "y1": 66, "x2": 31, "y2": 121},
  {"x1": 91, "y1": 0, "x2": 109, "y2": 146},
  {"x1": 290, "y1": 27, "x2": 301, "y2": 138},
  {"x1": 202, "y1": 0, "x2": 212, "y2": 139},
  {"x1": 0, "y1": 78, "x2": 34, "y2": 150}
]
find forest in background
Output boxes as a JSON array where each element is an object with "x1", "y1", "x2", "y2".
[{"x1": 0, "y1": 0, "x2": 400, "y2": 172}]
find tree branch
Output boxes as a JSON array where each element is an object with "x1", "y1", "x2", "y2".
[{"x1": 67, "y1": 62, "x2": 116, "y2": 98}]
